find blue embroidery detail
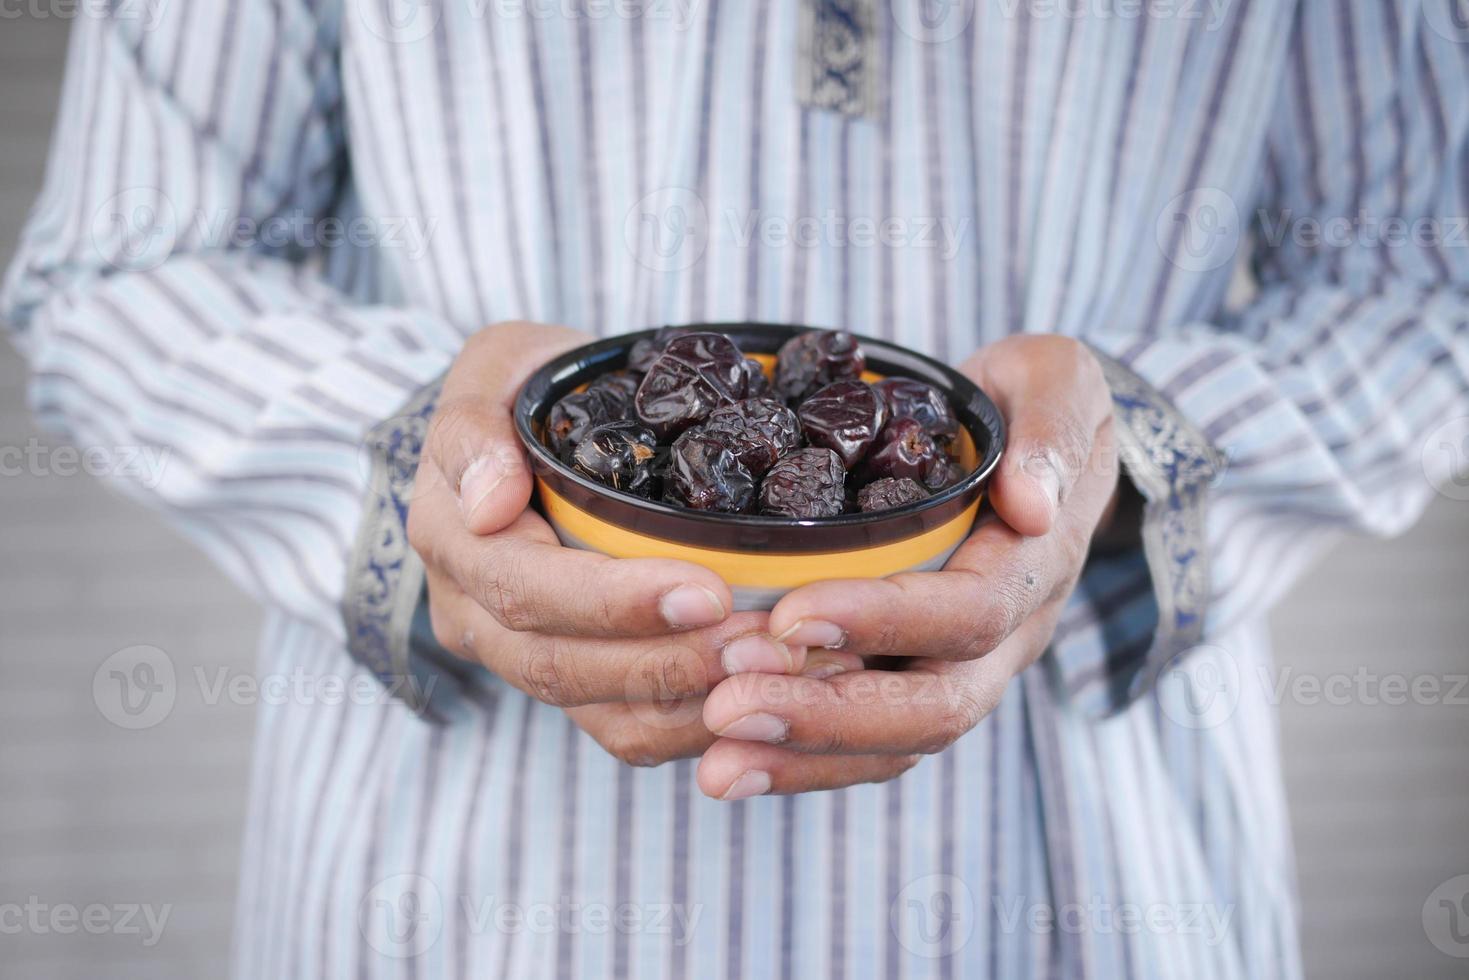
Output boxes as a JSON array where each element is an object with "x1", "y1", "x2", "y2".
[
  {"x1": 342, "y1": 376, "x2": 444, "y2": 710},
  {"x1": 1088, "y1": 349, "x2": 1223, "y2": 711},
  {"x1": 797, "y1": 0, "x2": 880, "y2": 117}
]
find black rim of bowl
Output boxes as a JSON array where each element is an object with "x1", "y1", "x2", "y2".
[{"x1": 514, "y1": 323, "x2": 1007, "y2": 552}]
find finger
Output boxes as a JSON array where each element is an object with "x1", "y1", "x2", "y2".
[
  {"x1": 700, "y1": 659, "x2": 1007, "y2": 756},
  {"x1": 989, "y1": 403, "x2": 1104, "y2": 537},
  {"x1": 434, "y1": 584, "x2": 804, "y2": 707},
  {"x1": 766, "y1": 514, "x2": 1069, "y2": 661},
  {"x1": 429, "y1": 323, "x2": 589, "y2": 534},
  {"x1": 962, "y1": 337, "x2": 1112, "y2": 536},
  {"x1": 567, "y1": 701, "x2": 716, "y2": 768},
  {"x1": 414, "y1": 481, "x2": 738, "y2": 636},
  {"x1": 459, "y1": 511, "x2": 736, "y2": 635},
  {"x1": 800, "y1": 648, "x2": 865, "y2": 679},
  {"x1": 696, "y1": 739, "x2": 922, "y2": 799},
  {"x1": 423, "y1": 396, "x2": 532, "y2": 535}
]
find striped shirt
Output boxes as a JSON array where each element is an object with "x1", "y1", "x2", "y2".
[{"x1": 4, "y1": 1, "x2": 1468, "y2": 977}]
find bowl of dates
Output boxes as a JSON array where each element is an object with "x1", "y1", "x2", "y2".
[{"x1": 514, "y1": 324, "x2": 1005, "y2": 609}]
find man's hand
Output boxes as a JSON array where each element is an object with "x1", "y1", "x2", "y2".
[
  {"x1": 407, "y1": 322, "x2": 804, "y2": 766},
  {"x1": 696, "y1": 335, "x2": 1120, "y2": 799}
]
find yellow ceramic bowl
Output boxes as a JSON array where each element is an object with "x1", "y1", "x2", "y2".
[{"x1": 514, "y1": 324, "x2": 1006, "y2": 610}]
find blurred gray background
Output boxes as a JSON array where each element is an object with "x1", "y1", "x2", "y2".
[{"x1": 1, "y1": 13, "x2": 1467, "y2": 980}]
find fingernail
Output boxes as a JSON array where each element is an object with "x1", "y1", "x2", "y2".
[
  {"x1": 721, "y1": 634, "x2": 794, "y2": 675},
  {"x1": 716, "y1": 712, "x2": 788, "y2": 743},
  {"x1": 459, "y1": 455, "x2": 508, "y2": 519},
  {"x1": 721, "y1": 770, "x2": 772, "y2": 801},
  {"x1": 1025, "y1": 451, "x2": 1063, "y2": 513},
  {"x1": 660, "y1": 584, "x2": 727, "y2": 629},
  {"x1": 773, "y1": 619, "x2": 847, "y2": 650},
  {"x1": 802, "y1": 655, "x2": 852, "y2": 680}
]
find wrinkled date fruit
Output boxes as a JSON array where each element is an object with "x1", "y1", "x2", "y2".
[
  {"x1": 741, "y1": 358, "x2": 772, "y2": 399},
  {"x1": 544, "y1": 327, "x2": 966, "y2": 517},
  {"x1": 702, "y1": 398, "x2": 802, "y2": 477},
  {"x1": 860, "y1": 417, "x2": 952, "y2": 491},
  {"x1": 635, "y1": 332, "x2": 750, "y2": 438},
  {"x1": 572, "y1": 421, "x2": 659, "y2": 497},
  {"x1": 797, "y1": 380, "x2": 887, "y2": 469},
  {"x1": 760, "y1": 448, "x2": 846, "y2": 519},
  {"x1": 547, "y1": 384, "x2": 634, "y2": 459},
  {"x1": 874, "y1": 377, "x2": 960, "y2": 447},
  {"x1": 774, "y1": 329, "x2": 866, "y2": 402},
  {"x1": 589, "y1": 369, "x2": 642, "y2": 400},
  {"x1": 626, "y1": 327, "x2": 693, "y2": 374},
  {"x1": 857, "y1": 477, "x2": 928, "y2": 513},
  {"x1": 664, "y1": 430, "x2": 756, "y2": 513}
]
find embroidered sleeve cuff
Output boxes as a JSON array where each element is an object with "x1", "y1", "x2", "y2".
[
  {"x1": 1048, "y1": 347, "x2": 1224, "y2": 719},
  {"x1": 342, "y1": 372, "x2": 448, "y2": 715}
]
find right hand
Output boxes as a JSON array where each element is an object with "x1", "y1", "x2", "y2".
[{"x1": 406, "y1": 322, "x2": 839, "y2": 766}]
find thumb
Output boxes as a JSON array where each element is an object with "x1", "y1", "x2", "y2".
[
  {"x1": 964, "y1": 337, "x2": 1111, "y2": 537},
  {"x1": 426, "y1": 321, "x2": 590, "y2": 535},
  {"x1": 991, "y1": 401, "x2": 1099, "y2": 537},
  {"x1": 424, "y1": 396, "x2": 534, "y2": 535}
]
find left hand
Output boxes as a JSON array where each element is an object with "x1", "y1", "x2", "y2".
[{"x1": 696, "y1": 335, "x2": 1120, "y2": 799}]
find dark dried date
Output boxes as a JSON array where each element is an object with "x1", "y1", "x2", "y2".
[
  {"x1": 759, "y1": 448, "x2": 846, "y2": 519},
  {"x1": 664, "y1": 429, "x2": 756, "y2": 513},
  {"x1": 774, "y1": 330, "x2": 865, "y2": 402},
  {"x1": 741, "y1": 358, "x2": 772, "y2": 399},
  {"x1": 588, "y1": 369, "x2": 642, "y2": 400},
  {"x1": 859, "y1": 417, "x2": 952, "y2": 491},
  {"x1": 546, "y1": 384, "x2": 634, "y2": 459},
  {"x1": 544, "y1": 327, "x2": 967, "y2": 516},
  {"x1": 626, "y1": 327, "x2": 693, "y2": 373},
  {"x1": 701, "y1": 398, "x2": 802, "y2": 477},
  {"x1": 856, "y1": 477, "x2": 928, "y2": 513},
  {"x1": 571, "y1": 421, "x2": 659, "y2": 497},
  {"x1": 635, "y1": 332, "x2": 750, "y2": 438},
  {"x1": 873, "y1": 377, "x2": 960, "y2": 447},
  {"x1": 796, "y1": 380, "x2": 887, "y2": 469}
]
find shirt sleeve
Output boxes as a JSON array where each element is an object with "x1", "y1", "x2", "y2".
[
  {"x1": 0, "y1": 9, "x2": 461, "y2": 666},
  {"x1": 1052, "y1": 2, "x2": 1469, "y2": 717}
]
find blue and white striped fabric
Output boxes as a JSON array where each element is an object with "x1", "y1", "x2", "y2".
[{"x1": 4, "y1": 2, "x2": 1468, "y2": 977}]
